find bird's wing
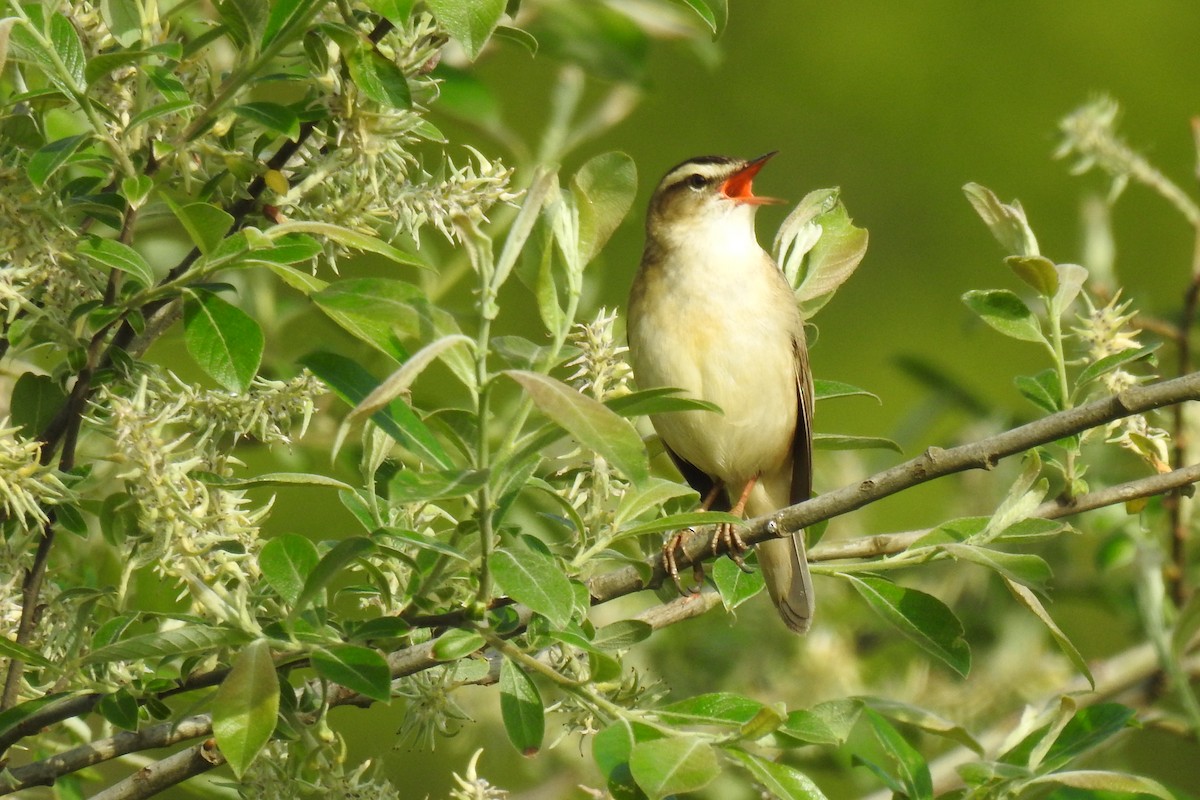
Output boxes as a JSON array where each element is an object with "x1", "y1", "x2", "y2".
[
  {"x1": 790, "y1": 334, "x2": 814, "y2": 505},
  {"x1": 662, "y1": 443, "x2": 730, "y2": 511}
]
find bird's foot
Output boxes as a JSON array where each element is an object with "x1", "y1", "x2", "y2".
[
  {"x1": 662, "y1": 530, "x2": 705, "y2": 596},
  {"x1": 713, "y1": 522, "x2": 754, "y2": 573}
]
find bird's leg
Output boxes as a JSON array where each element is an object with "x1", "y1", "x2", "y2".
[
  {"x1": 714, "y1": 475, "x2": 758, "y2": 573},
  {"x1": 662, "y1": 479, "x2": 726, "y2": 595}
]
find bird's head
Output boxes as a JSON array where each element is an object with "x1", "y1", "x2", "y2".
[{"x1": 646, "y1": 152, "x2": 783, "y2": 238}]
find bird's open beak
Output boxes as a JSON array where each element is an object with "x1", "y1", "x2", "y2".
[{"x1": 721, "y1": 151, "x2": 785, "y2": 205}]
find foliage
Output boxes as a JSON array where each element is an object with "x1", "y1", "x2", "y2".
[{"x1": 0, "y1": 2, "x2": 1197, "y2": 799}]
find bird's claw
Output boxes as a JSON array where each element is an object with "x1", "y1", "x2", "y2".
[
  {"x1": 664, "y1": 522, "x2": 755, "y2": 594},
  {"x1": 714, "y1": 522, "x2": 754, "y2": 573},
  {"x1": 662, "y1": 530, "x2": 703, "y2": 595}
]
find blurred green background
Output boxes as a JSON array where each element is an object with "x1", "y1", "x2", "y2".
[{"x1": 281, "y1": 2, "x2": 1200, "y2": 796}]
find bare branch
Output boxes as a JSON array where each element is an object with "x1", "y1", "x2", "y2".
[
  {"x1": 0, "y1": 716, "x2": 212, "y2": 794},
  {"x1": 86, "y1": 739, "x2": 224, "y2": 800}
]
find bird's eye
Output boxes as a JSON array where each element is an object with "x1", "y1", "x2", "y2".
[{"x1": 685, "y1": 174, "x2": 707, "y2": 190}]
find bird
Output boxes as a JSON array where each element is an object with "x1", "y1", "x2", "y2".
[{"x1": 626, "y1": 152, "x2": 815, "y2": 634}]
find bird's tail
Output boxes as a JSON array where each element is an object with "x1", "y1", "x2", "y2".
[
  {"x1": 748, "y1": 473, "x2": 815, "y2": 634},
  {"x1": 757, "y1": 533, "x2": 814, "y2": 634}
]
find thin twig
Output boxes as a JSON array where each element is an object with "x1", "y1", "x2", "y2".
[{"x1": 815, "y1": 462, "x2": 1200, "y2": 563}]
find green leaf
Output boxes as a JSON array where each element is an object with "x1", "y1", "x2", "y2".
[
  {"x1": 1051, "y1": 263, "x2": 1089, "y2": 317},
  {"x1": 1005, "y1": 254, "x2": 1059, "y2": 296},
  {"x1": 310, "y1": 645, "x2": 391, "y2": 702},
  {"x1": 120, "y1": 174, "x2": 154, "y2": 208},
  {"x1": 492, "y1": 24, "x2": 537, "y2": 54},
  {"x1": 813, "y1": 379, "x2": 880, "y2": 402},
  {"x1": 1015, "y1": 368, "x2": 1062, "y2": 413},
  {"x1": 963, "y1": 289, "x2": 1046, "y2": 344},
  {"x1": 266, "y1": 221, "x2": 428, "y2": 269},
  {"x1": 729, "y1": 749, "x2": 828, "y2": 800},
  {"x1": 84, "y1": 625, "x2": 251, "y2": 665},
  {"x1": 125, "y1": 99, "x2": 195, "y2": 132},
  {"x1": 300, "y1": 351, "x2": 452, "y2": 468},
  {"x1": 212, "y1": 639, "x2": 280, "y2": 779},
  {"x1": 377, "y1": 527, "x2": 469, "y2": 562},
  {"x1": 101, "y1": 0, "x2": 144, "y2": 46},
  {"x1": 425, "y1": 0, "x2": 506, "y2": 60},
  {"x1": 0, "y1": 692, "x2": 94, "y2": 743},
  {"x1": 861, "y1": 708, "x2": 933, "y2": 800},
  {"x1": 593, "y1": 720, "x2": 636, "y2": 780},
  {"x1": 11, "y1": 373, "x2": 66, "y2": 437},
  {"x1": 629, "y1": 736, "x2": 720, "y2": 800},
  {"x1": 499, "y1": 658, "x2": 544, "y2": 756},
  {"x1": 792, "y1": 196, "x2": 869, "y2": 318},
  {"x1": 198, "y1": 472, "x2": 354, "y2": 491},
  {"x1": 713, "y1": 556, "x2": 765, "y2": 611},
  {"x1": 669, "y1": 0, "x2": 727, "y2": 34},
  {"x1": 216, "y1": 0, "x2": 268, "y2": 47},
  {"x1": 292, "y1": 537, "x2": 377, "y2": 616},
  {"x1": 0, "y1": 633, "x2": 54, "y2": 668},
  {"x1": 336, "y1": 335, "x2": 473, "y2": 455},
  {"x1": 591, "y1": 620, "x2": 652, "y2": 652},
  {"x1": 775, "y1": 699, "x2": 862, "y2": 747},
  {"x1": 612, "y1": 477, "x2": 697, "y2": 528},
  {"x1": 347, "y1": 46, "x2": 412, "y2": 108},
  {"x1": 233, "y1": 101, "x2": 301, "y2": 140},
  {"x1": 165, "y1": 199, "x2": 235, "y2": 255},
  {"x1": 1076, "y1": 343, "x2": 1161, "y2": 390},
  {"x1": 26, "y1": 134, "x2": 89, "y2": 187},
  {"x1": 389, "y1": 468, "x2": 486, "y2": 503},
  {"x1": 431, "y1": 627, "x2": 485, "y2": 661},
  {"x1": 261, "y1": 0, "x2": 318, "y2": 46},
  {"x1": 50, "y1": 11, "x2": 86, "y2": 89},
  {"x1": 84, "y1": 47, "x2": 161, "y2": 85},
  {"x1": 97, "y1": 689, "x2": 140, "y2": 731},
  {"x1": 864, "y1": 697, "x2": 983, "y2": 754},
  {"x1": 606, "y1": 387, "x2": 722, "y2": 418},
  {"x1": 312, "y1": 277, "x2": 425, "y2": 361},
  {"x1": 845, "y1": 575, "x2": 970, "y2": 677},
  {"x1": 962, "y1": 183, "x2": 1039, "y2": 257},
  {"x1": 813, "y1": 433, "x2": 902, "y2": 453},
  {"x1": 364, "y1": 0, "x2": 415, "y2": 24},
  {"x1": 1024, "y1": 770, "x2": 1173, "y2": 799},
  {"x1": 1044, "y1": 703, "x2": 1138, "y2": 768},
  {"x1": 1003, "y1": 577, "x2": 1094, "y2": 689},
  {"x1": 658, "y1": 692, "x2": 764, "y2": 726},
  {"x1": 940, "y1": 543, "x2": 1052, "y2": 591},
  {"x1": 489, "y1": 546, "x2": 574, "y2": 627},
  {"x1": 612, "y1": 510, "x2": 744, "y2": 541},
  {"x1": 506, "y1": 370, "x2": 649, "y2": 485},
  {"x1": 259, "y1": 533, "x2": 320, "y2": 605},
  {"x1": 571, "y1": 151, "x2": 637, "y2": 263},
  {"x1": 1002, "y1": 703, "x2": 1136, "y2": 770},
  {"x1": 183, "y1": 289, "x2": 264, "y2": 393}
]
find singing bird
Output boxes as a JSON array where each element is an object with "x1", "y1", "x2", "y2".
[{"x1": 627, "y1": 152, "x2": 815, "y2": 634}]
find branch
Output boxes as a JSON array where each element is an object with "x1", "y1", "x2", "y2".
[
  {"x1": 86, "y1": 739, "x2": 224, "y2": 800},
  {"x1": 587, "y1": 371, "x2": 1200, "y2": 602},
  {"x1": 812, "y1": 462, "x2": 1200, "y2": 562}
]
